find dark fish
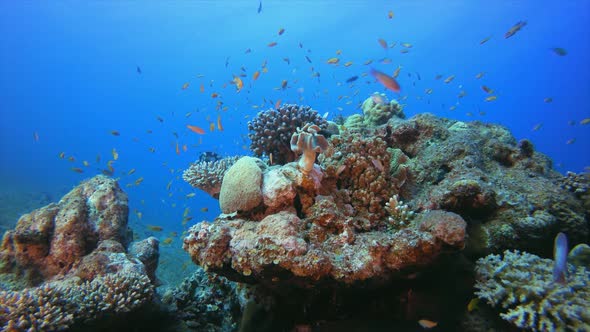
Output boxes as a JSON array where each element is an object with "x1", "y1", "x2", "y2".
[
  {"x1": 550, "y1": 47, "x2": 567, "y2": 56},
  {"x1": 225, "y1": 57, "x2": 230, "y2": 68},
  {"x1": 416, "y1": 72, "x2": 421, "y2": 80},
  {"x1": 553, "y1": 232, "x2": 568, "y2": 284},
  {"x1": 504, "y1": 21, "x2": 527, "y2": 39},
  {"x1": 257, "y1": 0, "x2": 262, "y2": 13},
  {"x1": 345, "y1": 76, "x2": 358, "y2": 83},
  {"x1": 305, "y1": 55, "x2": 312, "y2": 63},
  {"x1": 199, "y1": 151, "x2": 222, "y2": 163},
  {"x1": 136, "y1": 66, "x2": 142, "y2": 74}
]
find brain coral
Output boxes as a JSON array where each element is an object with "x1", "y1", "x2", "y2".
[
  {"x1": 247, "y1": 104, "x2": 327, "y2": 164},
  {"x1": 475, "y1": 250, "x2": 590, "y2": 331}
]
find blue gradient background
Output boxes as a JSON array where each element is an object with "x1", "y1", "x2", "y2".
[{"x1": 1, "y1": 1, "x2": 589, "y2": 245}]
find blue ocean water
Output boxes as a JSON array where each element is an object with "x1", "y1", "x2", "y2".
[{"x1": 0, "y1": 1, "x2": 588, "y2": 263}]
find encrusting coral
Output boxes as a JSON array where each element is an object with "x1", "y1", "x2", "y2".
[
  {"x1": 247, "y1": 104, "x2": 327, "y2": 164},
  {"x1": 474, "y1": 250, "x2": 590, "y2": 331}
]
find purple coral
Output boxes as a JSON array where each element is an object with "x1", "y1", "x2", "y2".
[{"x1": 247, "y1": 104, "x2": 327, "y2": 164}]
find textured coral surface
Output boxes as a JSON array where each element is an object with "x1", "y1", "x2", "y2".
[{"x1": 475, "y1": 250, "x2": 590, "y2": 331}]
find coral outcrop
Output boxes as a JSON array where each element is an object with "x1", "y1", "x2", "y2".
[
  {"x1": 475, "y1": 250, "x2": 590, "y2": 331},
  {"x1": 248, "y1": 104, "x2": 328, "y2": 164},
  {"x1": 219, "y1": 157, "x2": 265, "y2": 214},
  {"x1": 0, "y1": 175, "x2": 158, "y2": 331},
  {"x1": 385, "y1": 113, "x2": 588, "y2": 255}
]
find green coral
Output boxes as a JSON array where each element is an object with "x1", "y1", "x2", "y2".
[{"x1": 475, "y1": 250, "x2": 590, "y2": 331}]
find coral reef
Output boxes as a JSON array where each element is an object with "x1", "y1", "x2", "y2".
[
  {"x1": 184, "y1": 208, "x2": 466, "y2": 286},
  {"x1": 0, "y1": 175, "x2": 130, "y2": 280},
  {"x1": 161, "y1": 266, "x2": 243, "y2": 331},
  {"x1": 182, "y1": 156, "x2": 241, "y2": 198},
  {"x1": 0, "y1": 270, "x2": 153, "y2": 331},
  {"x1": 361, "y1": 92, "x2": 405, "y2": 126},
  {"x1": 0, "y1": 175, "x2": 158, "y2": 330},
  {"x1": 386, "y1": 113, "x2": 588, "y2": 255},
  {"x1": 320, "y1": 132, "x2": 409, "y2": 226},
  {"x1": 247, "y1": 104, "x2": 327, "y2": 164},
  {"x1": 474, "y1": 250, "x2": 590, "y2": 331}
]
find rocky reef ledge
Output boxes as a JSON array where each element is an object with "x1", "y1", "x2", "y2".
[{"x1": 0, "y1": 175, "x2": 159, "y2": 331}]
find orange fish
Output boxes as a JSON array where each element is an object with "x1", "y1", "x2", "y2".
[
  {"x1": 199, "y1": 84, "x2": 204, "y2": 93},
  {"x1": 275, "y1": 99, "x2": 282, "y2": 109},
  {"x1": 281, "y1": 80, "x2": 288, "y2": 89},
  {"x1": 175, "y1": 142, "x2": 180, "y2": 155},
  {"x1": 343, "y1": 61, "x2": 353, "y2": 67},
  {"x1": 278, "y1": 27, "x2": 285, "y2": 35},
  {"x1": 388, "y1": 10, "x2": 394, "y2": 19},
  {"x1": 377, "y1": 38, "x2": 388, "y2": 49},
  {"x1": 209, "y1": 122, "x2": 215, "y2": 132},
  {"x1": 233, "y1": 76, "x2": 243, "y2": 92},
  {"x1": 211, "y1": 92, "x2": 218, "y2": 98},
  {"x1": 186, "y1": 125, "x2": 205, "y2": 134},
  {"x1": 268, "y1": 41, "x2": 278, "y2": 47},
  {"x1": 253, "y1": 71, "x2": 260, "y2": 81},
  {"x1": 182, "y1": 82, "x2": 189, "y2": 90},
  {"x1": 326, "y1": 57, "x2": 339, "y2": 64},
  {"x1": 370, "y1": 68, "x2": 401, "y2": 92},
  {"x1": 182, "y1": 144, "x2": 188, "y2": 152},
  {"x1": 217, "y1": 115, "x2": 224, "y2": 131}
]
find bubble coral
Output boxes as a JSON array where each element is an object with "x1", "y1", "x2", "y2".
[
  {"x1": 248, "y1": 104, "x2": 327, "y2": 164},
  {"x1": 290, "y1": 124, "x2": 329, "y2": 175}
]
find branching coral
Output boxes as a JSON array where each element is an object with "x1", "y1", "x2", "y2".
[
  {"x1": 248, "y1": 104, "x2": 327, "y2": 164},
  {"x1": 320, "y1": 132, "x2": 408, "y2": 228},
  {"x1": 475, "y1": 250, "x2": 590, "y2": 331},
  {"x1": 290, "y1": 123, "x2": 329, "y2": 175},
  {"x1": 182, "y1": 156, "x2": 241, "y2": 198},
  {"x1": 0, "y1": 271, "x2": 153, "y2": 331},
  {"x1": 385, "y1": 194, "x2": 415, "y2": 228}
]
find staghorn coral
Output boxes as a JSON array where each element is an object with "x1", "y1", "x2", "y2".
[
  {"x1": 247, "y1": 104, "x2": 327, "y2": 164},
  {"x1": 474, "y1": 250, "x2": 590, "y2": 331},
  {"x1": 0, "y1": 271, "x2": 153, "y2": 331},
  {"x1": 182, "y1": 156, "x2": 241, "y2": 198},
  {"x1": 290, "y1": 123, "x2": 329, "y2": 175}
]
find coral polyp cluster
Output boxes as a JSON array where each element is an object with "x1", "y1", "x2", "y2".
[
  {"x1": 182, "y1": 156, "x2": 241, "y2": 198},
  {"x1": 247, "y1": 104, "x2": 327, "y2": 164}
]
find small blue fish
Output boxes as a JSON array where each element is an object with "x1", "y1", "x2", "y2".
[{"x1": 553, "y1": 232, "x2": 568, "y2": 284}]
